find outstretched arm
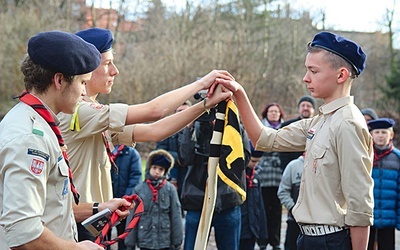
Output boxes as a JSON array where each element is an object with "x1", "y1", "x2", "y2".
[
  {"x1": 133, "y1": 84, "x2": 233, "y2": 142},
  {"x1": 125, "y1": 70, "x2": 234, "y2": 124},
  {"x1": 215, "y1": 79, "x2": 264, "y2": 146}
]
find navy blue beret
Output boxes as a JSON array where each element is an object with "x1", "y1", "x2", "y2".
[
  {"x1": 28, "y1": 31, "x2": 101, "y2": 75},
  {"x1": 298, "y1": 95, "x2": 316, "y2": 109},
  {"x1": 151, "y1": 154, "x2": 172, "y2": 169},
  {"x1": 368, "y1": 118, "x2": 395, "y2": 131},
  {"x1": 75, "y1": 28, "x2": 114, "y2": 53},
  {"x1": 309, "y1": 31, "x2": 367, "y2": 75}
]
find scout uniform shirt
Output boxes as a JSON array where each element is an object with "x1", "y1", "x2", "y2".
[
  {"x1": 58, "y1": 96, "x2": 134, "y2": 203},
  {"x1": 0, "y1": 102, "x2": 77, "y2": 249},
  {"x1": 255, "y1": 96, "x2": 374, "y2": 227}
]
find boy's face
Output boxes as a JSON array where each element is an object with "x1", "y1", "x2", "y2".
[
  {"x1": 149, "y1": 165, "x2": 166, "y2": 180},
  {"x1": 371, "y1": 128, "x2": 394, "y2": 147}
]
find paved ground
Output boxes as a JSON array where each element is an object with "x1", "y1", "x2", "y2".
[{"x1": 111, "y1": 208, "x2": 400, "y2": 249}]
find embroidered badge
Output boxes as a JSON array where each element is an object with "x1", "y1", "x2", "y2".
[
  {"x1": 89, "y1": 103, "x2": 104, "y2": 110},
  {"x1": 306, "y1": 128, "x2": 315, "y2": 140},
  {"x1": 62, "y1": 178, "x2": 69, "y2": 196},
  {"x1": 30, "y1": 158, "x2": 45, "y2": 175},
  {"x1": 28, "y1": 148, "x2": 49, "y2": 161}
]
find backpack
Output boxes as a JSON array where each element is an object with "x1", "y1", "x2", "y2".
[{"x1": 177, "y1": 126, "x2": 196, "y2": 166}]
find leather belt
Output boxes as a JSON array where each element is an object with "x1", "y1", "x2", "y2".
[{"x1": 298, "y1": 224, "x2": 347, "y2": 236}]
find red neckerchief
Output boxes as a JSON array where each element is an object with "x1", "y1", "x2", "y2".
[
  {"x1": 19, "y1": 91, "x2": 80, "y2": 204},
  {"x1": 146, "y1": 178, "x2": 167, "y2": 201},
  {"x1": 102, "y1": 132, "x2": 118, "y2": 172},
  {"x1": 373, "y1": 143, "x2": 393, "y2": 166},
  {"x1": 246, "y1": 167, "x2": 255, "y2": 188},
  {"x1": 111, "y1": 144, "x2": 125, "y2": 162}
]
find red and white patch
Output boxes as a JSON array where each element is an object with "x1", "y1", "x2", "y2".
[
  {"x1": 30, "y1": 158, "x2": 45, "y2": 175},
  {"x1": 89, "y1": 103, "x2": 104, "y2": 110}
]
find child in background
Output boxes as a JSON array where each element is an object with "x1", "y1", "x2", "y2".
[
  {"x1": 125, "y1": 149, "x2": 182, "y2": 250},
  {"x1": 240, "y1": 142, "x2": 268, "y2": 250},
  {"x1": 367, "y1": 118, "x2": 400, "y2": 250}
]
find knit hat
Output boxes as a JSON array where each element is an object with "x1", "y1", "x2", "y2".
[
  {"x1": 28, "y1": 31, "x2": 101, "y2": 75},
  {"x1": 298, "y1": 95, "x2": 316, "y2": 109},
  {"x1": 75, "y1": 28, "x2": 114, "y2": 53},
  {"x1": 361, "y1": 108, "x2": 378, "y2": 121}
]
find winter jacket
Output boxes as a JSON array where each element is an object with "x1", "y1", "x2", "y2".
[
  {"x1": 125, "y1": 150, "x2": 182, "y2": 250},
  {"x1": 371, "y1": 146, "x2": 400, "y2": 229},
  {"x1": 111, "y1": 145, "x2": 142, "y2": 198},
  {"x1": 240, "y1": 167, "x2": 268, "y2": 245}
]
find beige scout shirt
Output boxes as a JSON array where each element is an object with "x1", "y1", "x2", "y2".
[
  {"x1": 58, "y1": 96, "x2": 134, "y2": 203},
  {"x1": 256, "y1": 96, "x2": 374, "y2": 227},
  {"x1": 0, "y1": 103, "x2": 77, "y2": 249}
]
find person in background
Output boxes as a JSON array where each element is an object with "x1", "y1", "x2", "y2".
[
  {"x1": 240, "y1": 141, "x2": 268, "y2": 250},
  {"x1": 218, "y1": 31, "x2": 374, "y2": 249},
  {"x1": 278, "y1": 153, "x2": 305, "y2": 250},
  {"x1": 110, "y1": 144, "x2": 142, "y2": 250},
  {"x1": 125, "y1": 149, "x2": 182, "y2": 250},
  {"x1": 361, "y1": 108, "x2": 379, "y2": 123},
  {"x1": 367, "y1": 118, "x2": 400, "y2": 250},
  {"x1": 279, "y1": 95, "x2": 315, "y2": 171},
  {"x1": 156, "y1": 100, "x2": 192, "y2": 206},
  {"x1": 258, "y1": 102, "x2": 285, "y2": 250},
  {"x1": 0, "y1": 30, "x2": 103, "y2": 250},
  {"x1": 57, "y1": 28, "x2": 234, "y2": 241}
]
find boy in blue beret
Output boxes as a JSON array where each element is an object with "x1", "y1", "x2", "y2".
[
  {"x1": 218, "y1": 31, "x2": 374, "y2": 249},
  {"x1": 367, "y1": 118, "x2": 400, "y2": 250},
  {"x1": 125, "y1": 149, "x2": 183, "y2": 250},
  {"x1": 57, "y1": 28, "x2": 234, "y2": 242},
  {"x1": 0, "y1": 31, "x2": 106, "y2": 249}
]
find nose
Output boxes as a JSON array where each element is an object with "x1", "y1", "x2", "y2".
[
  {"x1": 110, "y1": 63, "x2": 119, "y2": 76},
  {"x1": 303, "y1": 71, "x2": 310, "y2": 83},
  {"x1": 81, "y1": 84, "x2": 87, "y2": 96}
]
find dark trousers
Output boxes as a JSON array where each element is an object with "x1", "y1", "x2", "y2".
[
  {"x1": 240, "y1": 237, "x2": 256, "y2": 250},
  {"x1": 261, "y1": 186, "x2": 282, "y2": 248},
  {"x1": 77, "y1": 222, "x2": 96, "y2": 242},
  {"x1": 297, "y1": 229, "x2": 351, "y2": 250},
  {"x1": 284, "y1": 220, "x2": 301, "y2": 250},
  {"x1": 368, "y1": 227, "x2": 395, "y2": 250}
]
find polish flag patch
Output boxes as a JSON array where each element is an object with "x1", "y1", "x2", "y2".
[{"x1": 30, "y1": 158, "x2": 45, "y2": 175}]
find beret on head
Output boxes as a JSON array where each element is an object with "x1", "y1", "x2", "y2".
[
  {"x1": 309, "y1": 31, "x2": 367, "y2": 75},
  {"x1": 75, "y1": 28, "x2": 114, "y2": 53},
  {"x1": 298, "y1": 95, "x2": 316, "y2": 109},
  {"x1": 28, "y1": 31, "x2": 101, "y2": 75},
  {"x1": 368, "y1": 118, "x2": 395, "y2": 131},
  {"x1": 361, "y1": 108, "x2": 379, "y2": 121}
]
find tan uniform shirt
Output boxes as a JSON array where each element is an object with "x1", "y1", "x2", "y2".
[
  {"x1": 0, "y1": 103, "x2": 77, "y2": 249},
  {"x1": 58, "y1": 96, "x2": 134, "y2": 203},
  {"x1": 256, "y1": 96, "x2": 374, "y2": 227}
]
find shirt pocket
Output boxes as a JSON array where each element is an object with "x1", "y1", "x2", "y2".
[
  {"x1": 55, "y1": 158, "x2": 70, "y2": 200},
  {"x1": 310, "y1": 143, "x2": 327, "y2": 178}
]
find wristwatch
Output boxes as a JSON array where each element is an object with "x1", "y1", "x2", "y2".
[{"x1": 93, "y1": 202, "x2": 99, "y2": 215}]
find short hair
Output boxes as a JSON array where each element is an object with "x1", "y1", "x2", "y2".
[
  {"x1": 307, "y1": 46, "x2": 357, "y2": 79},
  {"x1": 20, "y1": 55, "x2": 73, "y2": 94}
]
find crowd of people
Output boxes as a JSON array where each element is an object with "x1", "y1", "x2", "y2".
[{"x1": 0, "y1": 27, "x2": 399, "y2": 250}]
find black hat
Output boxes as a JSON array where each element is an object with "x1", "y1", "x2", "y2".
[
  {"x1": 148, "y1": 149, "x2": 174, "y2": 174},
  {"x1": 361, "y1": 108, "x2": 378, "y2": 121},
  {"x1": 28, "y1": 31, "x2": 101, "y2": 75},
  {"x1": 298, "y1": 95, "x2": 316, "y2": 109},
  {"x1": 309, "y1": 31, "x2": 367, "y2": 75},
  {"x1": 367, "y1": 118, "x2": 395, "y2": 131},
  {"x1": 75, "y1": 28, "x2": 114, "y2": 53}
]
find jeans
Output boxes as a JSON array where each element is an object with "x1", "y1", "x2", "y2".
[{"x1": 184, "y1": 206, "x2": 241, "y2": 250}]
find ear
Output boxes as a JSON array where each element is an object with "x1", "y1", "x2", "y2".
[
  {"x1": 53, "y1": 73, "x2": 64, "y2": 90},
  {"x1": 337, "y1": 67, "x2": 350, "y2": 84}
]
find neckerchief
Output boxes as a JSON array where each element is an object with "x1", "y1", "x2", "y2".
[
  {"x1": 373, "y1": 143, "x2": 393, "y2": 166},
  {"x1": 19, "y1": 91, "x2": 80, "y2": 204},
  {"x1": 111, "y1": 144, "x2": 125, "y2": 162},
  {"x1": 146, "y1": 178, "x2": 167, "y2": 202},
  {"x1": 246, "y1": 167, "x2": 255, "y2": 188},
  {"x1": 102, "y1": 131, "x2": 118, "y2": 173}
]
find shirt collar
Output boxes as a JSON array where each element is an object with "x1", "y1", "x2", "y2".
[{"x1": 318, "y1": 96, "x2": 354, "y2": 115}]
